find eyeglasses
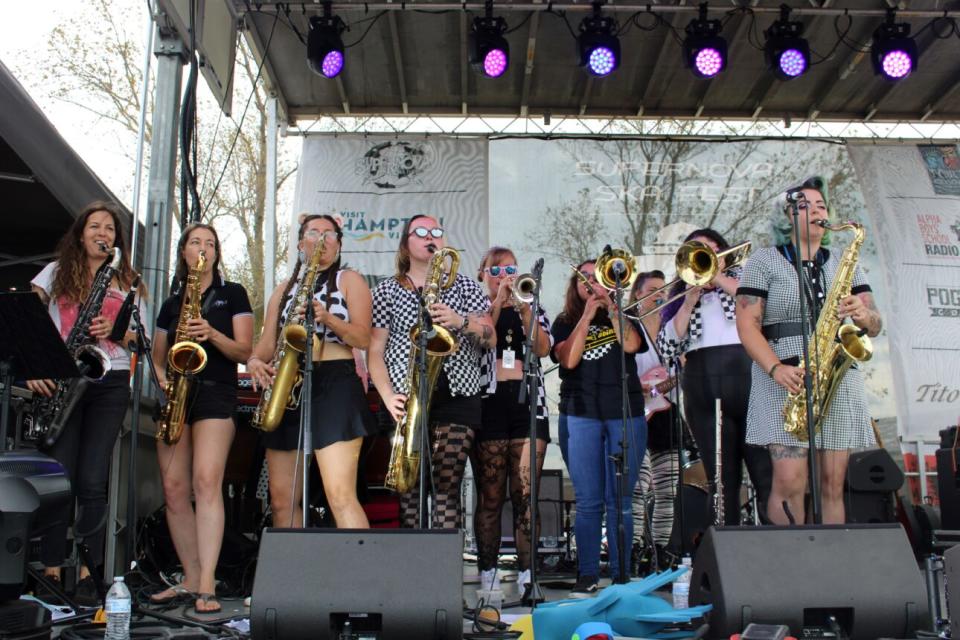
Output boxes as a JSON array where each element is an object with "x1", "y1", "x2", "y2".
[
  {"x1": 409, "y1": 227, "x2": 444, "y2": 239},
  {"x1": 486, "y1": 265, "x2": 518, "y2": 277},
  {"x1": 578, "y1": 271, "x2": 596, "y2": 281},
  {"x1": 303, "y1": 229, "x2": 333, "y2": 240}
]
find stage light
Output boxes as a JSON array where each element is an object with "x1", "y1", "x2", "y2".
[
  {"x1": 683, "y1": 5, "x2": 727, "y2": 78},
  {"x1": 469, "y1": 12, "x2": 510, "y2": 78},
  {"x1": 307, "y1": 7, "x2": 347, "y2": 79},
  {"x1": 764, "y1": 7, "x2": 810, "y2": 80},
  {"x1": 871, "y1": 11, "x2": 918, "y2": 81},
  {"x1": 577, "y1": 4, "x2": 620, "y2": 77}
]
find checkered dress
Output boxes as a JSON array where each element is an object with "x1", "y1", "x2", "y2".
[
  {"x1": 372, "y1": 273, "x2": 491, "y2": 397},
  {"x1": 738, "y1": 247, "x2": 876, "y2": 450},
  {"x1": 479, "y1": 305, "x2": 553, "y2": 422},
  {"x1": 656, "y1": 267, "x2": 740, "y2": 359}
]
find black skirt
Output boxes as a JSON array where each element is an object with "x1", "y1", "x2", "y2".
[{"x1": 261, "y1": 359, "x2": 376, "y2": 451}]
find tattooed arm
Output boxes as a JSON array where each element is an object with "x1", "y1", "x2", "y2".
[
  {"x1": 850, "y1": 292, "x2": 883, "y2": 337},
  {"x1": 463, "y1": 312, "x2": 496, "y2": 349},
  {"x1": 736, "y1": 294, "x2": 779, "y2": 374}
]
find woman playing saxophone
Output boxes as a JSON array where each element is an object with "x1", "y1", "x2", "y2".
[
  {"x1": 368, "y1": 214, "x2": 494, "y2": 529},
  {"x1": 150, "y1": 223, "x2": 253, "y2": 613},
  {"x1": 27, "y1": 201, "x2": 143, "y2": 606},
  {"x1": 736, "y1": 176, "x2": 883, "y2": 526},
  {"x1": 247, "y1": 214, "x2": 375, "y2": 532}
]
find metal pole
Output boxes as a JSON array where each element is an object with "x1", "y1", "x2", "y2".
[
  {"x1": 264, "y1": 95, "x2": 278, "y2": 309},
  {"x1": 129, "y1": 1, "x2": 155, "y2": 267}
]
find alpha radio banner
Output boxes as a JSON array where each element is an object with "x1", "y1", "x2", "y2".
[
  {"x1": 848, "y1": 143, "x2": 960, "y2": 440},
  {"x1": 291, "y1": 134, "x2": 488, "y2": 281}
]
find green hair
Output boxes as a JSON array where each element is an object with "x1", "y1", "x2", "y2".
[{"x1": 771, "y1": 175, "x2": 832, "y2": 247}]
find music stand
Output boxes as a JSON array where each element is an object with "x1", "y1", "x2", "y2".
[{"x1": 0, "y1": 293, "x2": 79, "y2": 450}]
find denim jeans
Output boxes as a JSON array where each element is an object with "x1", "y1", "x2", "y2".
[{"x1": 565, "y1": 414, "x2": 647, "y2": 578}]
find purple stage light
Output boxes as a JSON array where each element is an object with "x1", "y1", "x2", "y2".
[
  {"x1": 587, "y1": 46, "x2": 617, "y2": 76},
  {"x1": 694, "y1": 47, "x2": 724, "y2": 77},
  {"x1": 321, "y1": 50, "x2": 344, "y2": 78},
  {"x1": 778, "y1": 48, "x2": 807, "y2": 78},
  {"x1": 881, "y1": 49, "x2": 912, "y2": 79},
  {"x1": 483, "y1": 48, "x2": 508, "y2": 78}
]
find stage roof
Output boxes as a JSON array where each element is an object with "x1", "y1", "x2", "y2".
[
  {"x1": 0, "y1": 61, "x2": 133, "y2": 290},
  {"x1": 217, "y1": 0, "x2": 960, "y2": 124}
]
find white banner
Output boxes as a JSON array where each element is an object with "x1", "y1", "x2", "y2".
[
  {"x1": 848, "y1": 143, "x2": 960, "y2": 440},
  {"x1": 291, "y1": 135, "x2": 488, "y2": 280}
]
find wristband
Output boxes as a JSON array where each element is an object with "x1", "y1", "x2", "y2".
[{"x1": 768, "y1": 363, "x2": 781, "y2": 378}]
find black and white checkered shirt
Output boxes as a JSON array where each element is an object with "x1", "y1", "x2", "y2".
[
  {"x1": 657, "y1": 267, "x2": 740, "y2": 359},
  {"x1": 372, "y1": 273, "x2": 491, "y2": 397}
]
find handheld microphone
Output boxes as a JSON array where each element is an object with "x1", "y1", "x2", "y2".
[{"x1": 109, "y1": 276, "x2": 140, "y2": 342}]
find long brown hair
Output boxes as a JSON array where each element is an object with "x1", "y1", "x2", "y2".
[
  {"x1": 394, "y1": 214, "x2": 431, "y2": 282},
  {"x1": 276, "y1": 214, "x2": 343, "y2": 337},
  {"x1": 173, "y1": 223, "x2": 223, "y2": 285},
  {"x1": 556, "y1": 259, "x2": 595, "y2": 325},
  {"x1": 477, "y1": 246, "x2": 515, "y2": 283},
  {"x1": 51, "y1": 201, "x2": 142, "y2": 303}
]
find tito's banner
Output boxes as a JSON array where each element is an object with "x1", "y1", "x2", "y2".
[
  {"x1": 291, "y1": 134, "x2": 489, "y2": 280},
  {"x1": 848, "y1": 143, "x2": 960, "y2": 439}
]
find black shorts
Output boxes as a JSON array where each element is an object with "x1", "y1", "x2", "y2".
[
  {"x1": 478, "y1": 380, "x2": 550, "y2": 443},
  {"x1": 262, "y1": 359, "x2": 375, "y2": 452},
  {"x1": 184, "y1": 379, "x2": 237, "y2": 424}
]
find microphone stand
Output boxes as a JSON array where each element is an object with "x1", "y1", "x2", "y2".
[
  {"x1": 416, "y1": 300, "x2": 433, "y2": 529},
  {"x1": 611, "y1": 266, "x2": 632, "y2": 585},
  {"x1": 788, "y1": 194, "x2": 822, "y2": 524},
  {"x1": 300, "y1": 296, "x2": 317, "y2": 528},
  {"x1": 517, "y1": 258, "x2": 545, "y2": 608},
  {"x1": 668, "y1": 353, "x2": 687, "y2": 559}
]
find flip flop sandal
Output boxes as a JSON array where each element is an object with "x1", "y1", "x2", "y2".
[
  {"x1": 149, "y1": 584, "x2": 195, "y2": 605},
  {"x1": 193, "y1": 593, "x2": 221, "y2": 614}
]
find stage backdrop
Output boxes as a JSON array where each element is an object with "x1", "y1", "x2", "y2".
[
  {"x1": 848, "y1": 144, "x2": 960, "y2": 441},
  {"x1": 291, "y1": 134, "x2": 488, "y2": 280}
]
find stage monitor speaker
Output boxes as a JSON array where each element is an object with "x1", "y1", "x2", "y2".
[
  {"x1": 936, "y1": 449, "x2": 960, "y2": 530},
  {"x1": 845, "y1": 448, "x2": 903, "y2": 493},
  {"x1": 251, "y1": 528, "x2": 463, "y2": 640},
  {"x1": 689, "y1": 524, "x2": 928, "y2": 639},
  {"x1": 945, "y1": 544, "x2": 960, "y2": 627}
]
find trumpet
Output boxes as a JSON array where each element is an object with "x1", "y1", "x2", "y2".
[
  {"x1": 624, "y1": 240, "x2": 751, "y2": 320},
  {"x1": 510, "y1": 273, "x2": 538, "y2": 309}
]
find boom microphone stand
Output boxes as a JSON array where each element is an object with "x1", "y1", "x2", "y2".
[
  {"x1": 787, "y1": 191, "x2": 822, "y2": 524},
  {"x1": 517, "y1": 258, "x2": 545, "y2": 607}
]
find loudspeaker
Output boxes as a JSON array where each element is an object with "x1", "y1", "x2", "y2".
[
  {"x1": 251, "y1": 528, "x2": 463, "y2": 640},
  {"x1": 945, "y1": 544, "x2": 960, "y2": 627},
  {"x1": 845, "y1": 448, "x2": 903, "y2": 492},
  {"x1": 690, "y1": 525, "x2": 928, "y2": 639},
  {"x1": 936, "y1": 449, "x2": 960, "y2": 529}
]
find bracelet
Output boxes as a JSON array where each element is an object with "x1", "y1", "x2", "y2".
[
  {"x1": 247, "y1": 355, "x2": 262, "y2": 367},
  {"x1": 768, "y1": 363, "x2": 781, "y2": 378}
]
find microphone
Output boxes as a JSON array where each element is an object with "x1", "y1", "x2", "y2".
[
  {"x1": 109, "y1": 276, "x2": 140, "y2": 342},
  {"x1": 786, "y1": 189, "x2": 807, "y2": 202},
  {"x1": 533, "y1": 257, "x2": 545, "y2": 278}
]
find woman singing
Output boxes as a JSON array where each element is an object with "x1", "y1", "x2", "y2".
[
  {"x1": 368, "y1": 214, "x2": 494, "y2": 530},
  {"x1": 658, "y1": 229, "x2": 772, "y2": 526},
  {"x1": 737, "y1": 177, "x2": 882, "y2": 525},
  {"x1": 474, "y1": 247, "x2": 552, "y2": 603},
  {"x1": 28, "y1": 201, "x2": 143, "y2": 606},
  {"x1": 247, "y1": 214, "x2": 375, "y2": 532},
  {"x1": 151, "y1": 223, "x2": 253, "y2": 613},
  {"x1": 552, "y1": 259, "x2": 647, "y2": 596},
  {"x1": 629, "y1": 270, "x2": 680, "y2": 572}
]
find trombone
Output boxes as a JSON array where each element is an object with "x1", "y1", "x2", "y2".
[{"x1": 623, "y1": 240, "x2": 752, "y2": 320}]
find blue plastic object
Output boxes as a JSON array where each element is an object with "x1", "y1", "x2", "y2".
[{"x1": 572, "y1": 621, "x2": 614, "y2": 639}]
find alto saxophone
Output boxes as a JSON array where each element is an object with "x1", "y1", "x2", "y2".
[
  {"x1": 28, "y1": 244, "x2": 122, "y2": 448},
  {"x1": 252, "y1": 236, "x2": 327, "y2": 432},
  {"x1": 783, "y1": 221, "x2": 873, "y2": 442},
  {"x1": 156, "y1": 251, "x2": 209, "y2": 445},
  {"x1": 385, "y1": 247, "x2": 460, "y2": 493}
]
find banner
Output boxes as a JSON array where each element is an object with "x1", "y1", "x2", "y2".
[
  {"x1": 848, "y1": 144, "x2": 960, "y2": 440},
  {"x1": 291, "y1": 135, "x2": 488, "y2": 280}
]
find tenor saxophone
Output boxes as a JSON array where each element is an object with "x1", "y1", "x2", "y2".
[
  {"x1": 252, "y1": 235, "x2": 328, "y2": 432},
  {"x1": 385, "y1": 247, "x2": 460, "y2": 493},
  {"x1": 782, "y1": 222, "x2": 873, "y2": 442},
  {"x1": 156, "y1": 251, "x2": 209, "y2": 445}
]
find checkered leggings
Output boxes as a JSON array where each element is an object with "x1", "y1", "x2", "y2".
[{"x1": 399, "y1": 423, "x2": 475, "y2": 529}]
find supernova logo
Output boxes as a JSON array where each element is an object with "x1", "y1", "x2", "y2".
[
  {"x1": 354, "y1": 141, "x2": 435, "y2": 189},
  {"x1": 927, "y1": 285, "x2": 960, "y2": 318}
]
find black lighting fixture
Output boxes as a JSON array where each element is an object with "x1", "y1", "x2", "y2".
[
  {"x1": 764, "y1": 5, "x2": 811, "y2": 80},
  {"x1": 307, "y1": 2, "x2": 347, "y2": 78},
  {"x1": 469, "y1": 2, "x2": 510, "y2": 78},
  {"x1": 871, "y1": 9, "x2": 918, "y2": 81},
  {"x1": 577, "y1": 2, "x2": 620, "y2": 77},
  {"x1": 683, "y1": 3, "x2": 727, "y2": 78}
]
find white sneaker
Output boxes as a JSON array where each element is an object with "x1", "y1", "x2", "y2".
[
  {"x1": 517, "y1": 569, "x2": 531, "y2": 589},
  {"x1": 480, "y1": 568, "x2": 500, "y2": 592}
]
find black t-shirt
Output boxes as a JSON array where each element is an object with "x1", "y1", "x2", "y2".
[
  {"x1": 495, "y1": 306, "x2": 526, "y2": 360},
  {"x1": 156, "y1": 275, "x2": 253, "y2": 385},
  {"x1": 550, "y1": 313, "x2": 646, "y2": 420}
]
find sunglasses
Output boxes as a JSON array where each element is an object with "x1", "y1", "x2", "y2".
[
  {"x1": 409, "y1": 227, "x2": 444, "y2": 239},
  {"x1": 486, "y1": 265, "x2": 518, "y2": 277},
  {"x1": 302, "y1": 229, "x2": 333, "y2": 240}
]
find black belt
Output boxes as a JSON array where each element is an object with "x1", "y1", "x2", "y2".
[{"x1": 762, "y1": 322, "x2": 804, "y2": 340}]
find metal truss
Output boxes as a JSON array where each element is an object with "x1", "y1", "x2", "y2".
[{"x1": 288, "y1": 115, "x2": 960, "y2": 143}]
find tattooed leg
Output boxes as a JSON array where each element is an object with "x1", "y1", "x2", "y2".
[{"x1": 767, "y1": 445, "x2": 808, "y2": 525}]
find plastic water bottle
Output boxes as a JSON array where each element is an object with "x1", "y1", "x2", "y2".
[
  {"x1": 104, "y1": 576, "x2": 131, "y2": 640},
  {"x1": 672, "y1": 555, "x2": 692, "y2": 610}
]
